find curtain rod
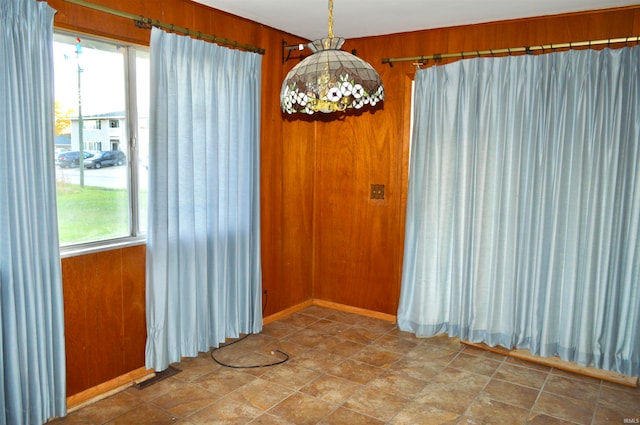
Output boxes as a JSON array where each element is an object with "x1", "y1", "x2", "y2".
[
  {"x1": 382, "y1": 35, "x2": 640, "y2": 66},
  {"x1": 63, "y1": 0, "x2": 266, "y2": 55}
]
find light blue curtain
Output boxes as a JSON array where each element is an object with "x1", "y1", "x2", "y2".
[
  {"x1": 146, "y1": 28, "x2": 262, "y2": 371},
  {"x1": 0, "y1": 0, "x2": 67, "y2": 423},
  {"x1": 399, "y1": 46, "x2": 640, "y2": 376}
]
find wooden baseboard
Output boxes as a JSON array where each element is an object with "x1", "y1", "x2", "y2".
[
  {"x1": 66, "y1": 366, "x2": 155, "y2": 411},
  {"x1": 312, "y1": 299, "x2": 397, "y2": 323},
  {"x1": 262, "y1": 298, "x2": 397, "y2": 325},
  {"x1": 262, "y1": 299, "x2": 313, "y2": 325},
  {"x1": 462, "y1": 341, "x2": 638, "y2": 388}
]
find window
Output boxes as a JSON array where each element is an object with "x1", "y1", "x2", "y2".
[
  {"x1": 53, "y1": 32, "x2": 149, "y2": 248},
  {"x1": 86, "y1": 141, "x2": 102, "y2": 151},
  {"x1": 83, "y1": 120, "x2": 101, "y2": 130}
]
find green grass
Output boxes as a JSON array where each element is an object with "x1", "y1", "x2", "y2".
[{"x1": 56, "y1": 183, "x2": 148, "y2": 245}]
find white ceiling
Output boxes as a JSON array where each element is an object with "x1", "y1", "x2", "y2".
[{"x1": 194, "y1": 0, "x2": 637, "y2": 41}]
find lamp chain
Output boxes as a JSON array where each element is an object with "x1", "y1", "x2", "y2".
[{"x1": 328, "y1": 0, "x2": 334, "y2": 39}]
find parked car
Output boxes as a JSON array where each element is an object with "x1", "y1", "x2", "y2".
[
  {"x1": 56, "y1": 151, "x2": 94, "y2": 168},
  {"x1": 83, "y1": 150, "x2": 126, "y2": 169},
  {"x1": 54, "y1": 147, "x2": 69, "y2": 157}
]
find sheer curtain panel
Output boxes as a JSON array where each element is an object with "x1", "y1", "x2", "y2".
[
  {"x1": 0, "y1": 0, "x2": 67, "y2": 423},
  {"x1": 146, "y1": 28, "x2": 263, "y2": 371},
  {"x1": 399, "y1": 46, "x2": 640, "y2": 376}
]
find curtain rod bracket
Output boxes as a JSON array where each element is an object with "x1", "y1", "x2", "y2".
[
  {"x1": 134, "y1": 18, "x2": 151, "y2": 30},
  {"x1": 133, "y1": 19, "x2": 146, "y2": 29},
  {"x1": 282, "y1": 40, "x2": 306, "y2": 64}
]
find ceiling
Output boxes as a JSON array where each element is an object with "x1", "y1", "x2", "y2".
[{"x1": 194, "y1": 0, "x2": 637, "y2": 41}]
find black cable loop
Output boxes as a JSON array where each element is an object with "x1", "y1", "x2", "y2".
[
  {"x1": 208, "y1": 289, "x2": 290, "y2": 369},
  {"x1": 210, "y1": 334, "x2": 290, "y2": 369}
]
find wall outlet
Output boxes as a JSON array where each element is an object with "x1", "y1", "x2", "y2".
[{"x1": 370, "y1": 184, "x2": 385, "y2": 200}]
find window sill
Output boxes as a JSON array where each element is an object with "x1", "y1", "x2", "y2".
[{"x1": 60, "y1": 236, "x2": 146, "y2": 259}]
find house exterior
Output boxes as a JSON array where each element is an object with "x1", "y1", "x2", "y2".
[{"x1": 69, "y1": 111, "x2": 126, "y2": 152}]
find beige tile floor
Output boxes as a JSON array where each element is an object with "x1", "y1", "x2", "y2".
[{"x1": 50, "y1": 306, "x2": 639, "y2": 424}]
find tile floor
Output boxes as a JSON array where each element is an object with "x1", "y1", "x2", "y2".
[{"x1": 50, "y1": 306, "x2": 639, "y2": 424}]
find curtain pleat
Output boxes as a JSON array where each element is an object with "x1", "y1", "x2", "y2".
[
  {"x1": 145, "y1": 28, "x2": 262, "y2": 371},
  {"x1": 399, "y1": 46, "x2": 640, "y2": 376},
  {"x1": 0, "y1": 0, "x2": 67, "y2": 423}
]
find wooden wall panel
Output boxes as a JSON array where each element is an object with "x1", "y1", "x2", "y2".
[
  {"x1": 261, "y1": 32, "x2": 313, "y2": 316},
  {"x1": 61, "y1": 255, "x2": 89, "y2": 395},
  {"x1": 279, "y1": 119, "x2": 315, "y2": 310},
  {"x1": 313, "y1": 110, "x2": 399, "y2": 313},
  {"x1": 61, "y1": 246, "x2": 145, "y2": 396},
  {"x1": 121, "y1": 245, "x2": 147, "y2": 372},
  {"x1": 89, "y1": 249, "x2": 125, "y2": 384}
]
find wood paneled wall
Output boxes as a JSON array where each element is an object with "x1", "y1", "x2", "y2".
[
  {"x1": 50, "y1": 0, "x2": 640, "y2": 397},
  {"x1": 61, "y1": 245, "x2": 146, "y2": 396}
]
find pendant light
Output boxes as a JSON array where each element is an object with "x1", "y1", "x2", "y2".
[{"x1": 280, "y1": 0, "x2": 384, "y2": 115}]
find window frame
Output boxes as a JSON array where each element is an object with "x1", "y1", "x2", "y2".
[{"x1": 54, "y1": 30, "x2": 149, "y2": 258}]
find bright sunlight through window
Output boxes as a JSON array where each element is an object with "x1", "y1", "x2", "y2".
[{"x1": 53, "y1": 32, "x2": 149, "y2": 248}]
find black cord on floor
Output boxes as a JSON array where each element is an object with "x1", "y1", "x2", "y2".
[
  {"x1": 209, "y1": 290, "x2": 289, "y2": 369},
  {"x1": 210, "y1": 334, "x2": 290, "y2": 369}
]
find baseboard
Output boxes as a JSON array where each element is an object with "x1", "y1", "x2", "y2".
[
  {"x1": 262, "y1": 298, "x2": 397, "y2": 324},
  {"x1": 462, "y1": 341, "x2": 638, "y2": 388},
  {"x1": 262, "y1": 299, "x2": 313, "y2": 325},
  {"x1": 66, "y1": 366, "x2": 155, "y2": 411},
  {"x1": 312, "y1": 299, "x2": 397, "y2": 323}
]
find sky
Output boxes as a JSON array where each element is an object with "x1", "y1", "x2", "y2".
[{"x1": 53, "y1": 35, "x2": 149, "y2": 118}]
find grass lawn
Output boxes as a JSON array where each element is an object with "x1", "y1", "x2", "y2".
[{"x1": 57, "y1": 184, "x2": 147, "y2": 245}]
